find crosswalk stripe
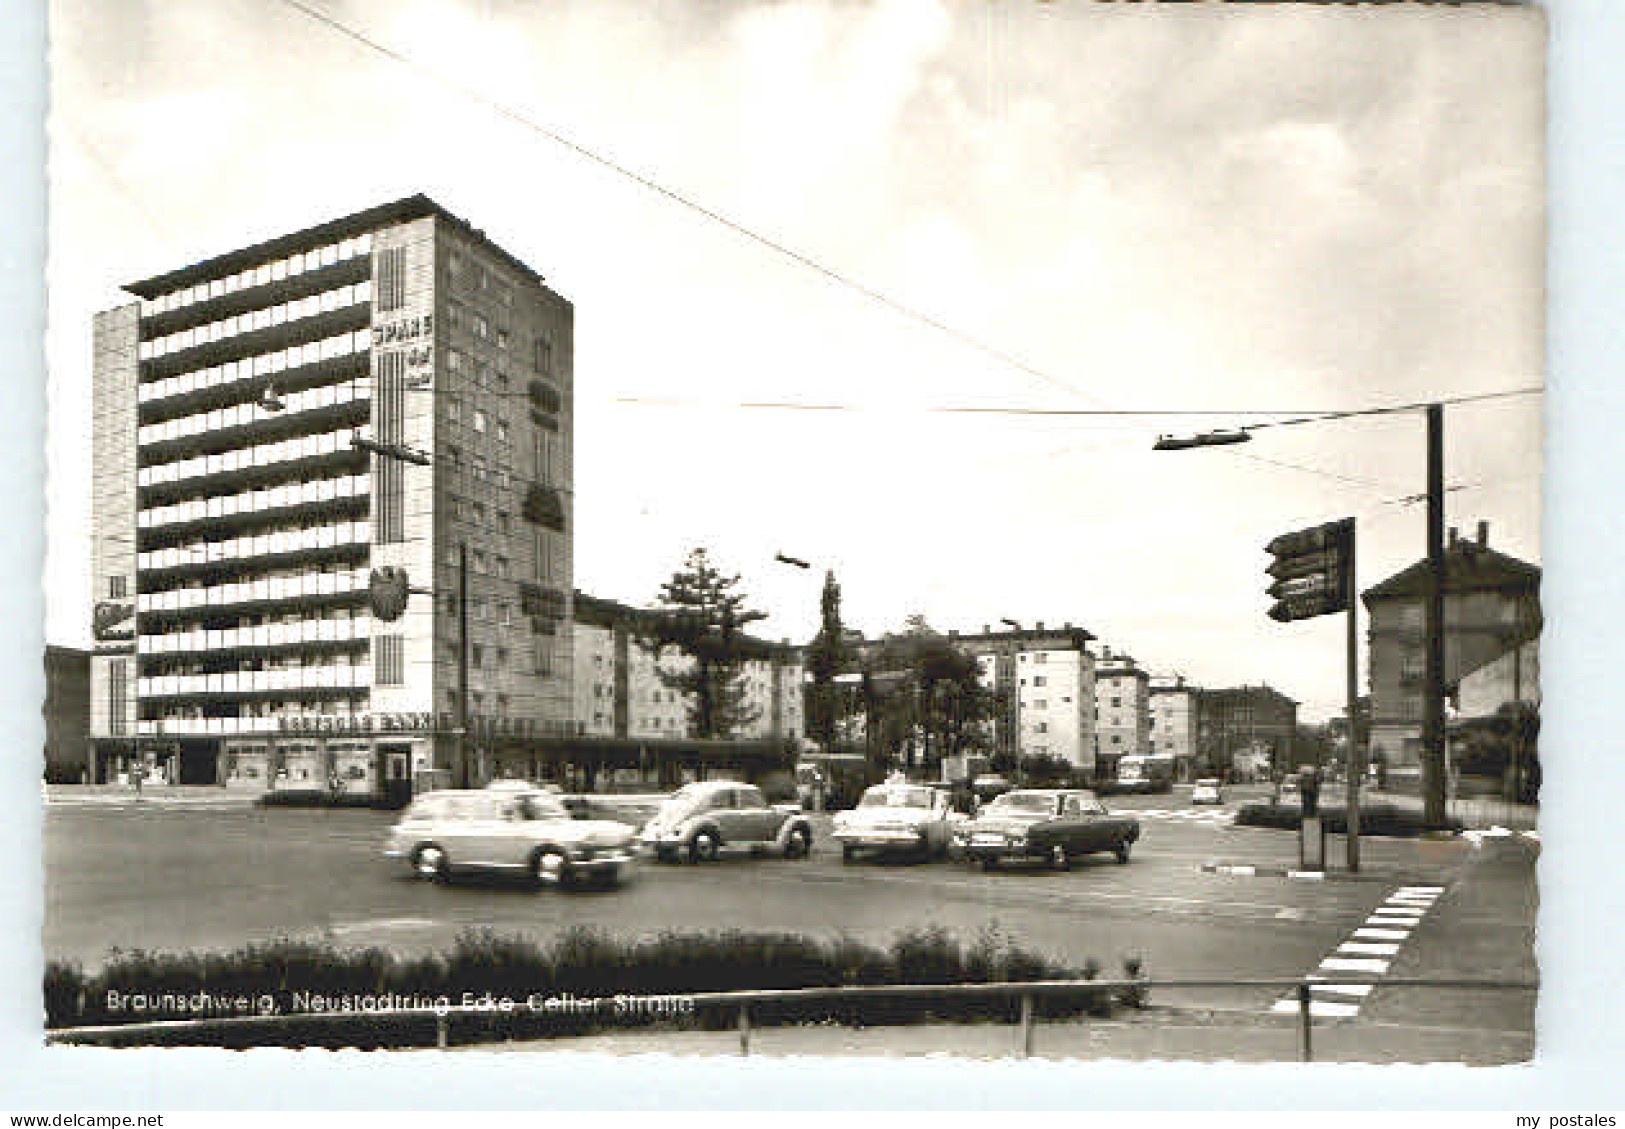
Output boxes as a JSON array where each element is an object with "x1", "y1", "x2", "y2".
[
  {"x1": 1271, "y1": 881, "x2": 1445, "y2": 1021},
  {"x1": 1307, "y1": 982, "x2": 1374, "y2": 997},
  {"x1": 1319, "y1": 956, "x2": 1390, "y2": 974}
]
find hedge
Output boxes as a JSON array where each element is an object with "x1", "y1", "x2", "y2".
[
  {"x1": 1234, "y1": 801, "x2": 1462, "y2": 837},
  {"x1": 46, "y1": 926, "x2": 1148, "y2": 1047}
]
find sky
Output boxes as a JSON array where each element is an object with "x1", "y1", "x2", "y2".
[{"x1": 45, "y1": 0, "x2": 1545, "y2": 722}]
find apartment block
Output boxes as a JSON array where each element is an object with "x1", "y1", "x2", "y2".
[
  {"x1": 89, "y1": 196, "x2": 575, "y2": 797},
  {"x1": 1148, "y1": 674, "x2": 1200, "y2": 776},
  {"x1": 1093, "y1": 648, "x2": 1151, "y2": 772},
  {"x1": 952, "y1": 623, "x2": 1097, "y2": 773},
  {"x1": 572, "y1": 591, "x2": 805, "y2": 745},
  {"x1": 1361, "y1": 521, "x2": 1541, "y2": 784}
]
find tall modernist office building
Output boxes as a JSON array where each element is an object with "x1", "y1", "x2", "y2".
[{"x1": 89, "y1": 196, "x2": 575, "y2": 796}]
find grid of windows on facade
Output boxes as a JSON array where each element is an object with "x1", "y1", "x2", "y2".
[
  {"x1": 137, "y1": 235, "x2": 374, "y2": 318},
  {"x1": 140, "y1": 282, "x2": 372, "y2": 360},
  {"x1": 137, "y1": 329, "x2": 371, "y2": 407}
]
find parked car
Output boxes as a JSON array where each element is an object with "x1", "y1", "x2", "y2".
[
  {"x1": 638, "y1": 781, "x2": 813, "y2": 863},
  {"x1": 384, "y1": 788, "x2": 637, "y2": 889},
  {"x1": 1190, "y1": 778, "x2": 1224, "y2": 806},
  {"x1": 832, "y1": 779, "x2": 964, "y2": 862},
  {"x1": 955, "y1": 789, "x2": 1140, "y2": 871}
]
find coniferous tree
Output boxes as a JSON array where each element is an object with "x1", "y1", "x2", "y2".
[
  {"x1": 804, "y1": 570, "x2": 848, "y2": 750},
  {"x1": 639, "y1": 549, "x2": 767, "y2": 739}
]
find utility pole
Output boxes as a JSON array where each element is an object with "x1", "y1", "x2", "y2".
[
  {"x1": 457, "y1": 541, "x2": 470, "y2": 789},
  {"x1": 1423, "y1": 403, "x2": 1448, "y2": 827},
  {"x1": 1345, "y1": 523, "x2": 1361, "y2": 872}
]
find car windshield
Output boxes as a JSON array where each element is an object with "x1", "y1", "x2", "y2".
[
  {"x1": 987, "y1": 793, "x2": 1058, "y2": 815},
  {"x1": 859, "y1": 787, "x2": 932, "y2": 809}
]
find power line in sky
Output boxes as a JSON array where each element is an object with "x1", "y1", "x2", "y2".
[
  {"x1": 275, "y1": 0, "x2": 1110, "y2": 410},
  {"x1": 609, "y1": 385, "x2": 1541, "y2": 421}
]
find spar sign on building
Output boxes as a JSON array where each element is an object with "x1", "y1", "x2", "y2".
[{"x1": 1265, "y1": 518, "x2": 1355, "y2": 623}]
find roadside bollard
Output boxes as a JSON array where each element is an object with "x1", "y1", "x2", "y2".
[
  {"x1": 737, "y1": 1003, "x2": 751, "y2": 1056},
  {"x1": 436, "y1": 1013, "x2": 448, "y2": 1050},
  {"x1": 1297, "y1": 982, "x2": 1313, "y2": 1062},
  {"x1": 1018, "y1": 992, "x2": 1035, "y2": 1058}
]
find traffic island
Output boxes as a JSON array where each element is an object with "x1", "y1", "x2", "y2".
[{"x1": 1202, "y1": 862, "x2": 1328, "y2": 880}]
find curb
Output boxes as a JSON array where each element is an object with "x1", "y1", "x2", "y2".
[{"x1": 1203, "y1": 862, "x2": 1327, "y2": 880}]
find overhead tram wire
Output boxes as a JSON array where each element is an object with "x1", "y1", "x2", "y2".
[
  {"x1": 607, "y1": 387, "x2": 1540, "y2": 494},
  {"x1": 606, "y1": 385, "x2": 1543, "y2": 421}
]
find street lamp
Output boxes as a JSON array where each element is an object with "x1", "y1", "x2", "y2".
[{"x1": 1152, "y1": 429, "x2": 1251, "y2": 451}]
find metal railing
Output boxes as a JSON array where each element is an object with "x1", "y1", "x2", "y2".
[{"x1": 44, "y1": 975, "x2": 1537, "y2": 1060}]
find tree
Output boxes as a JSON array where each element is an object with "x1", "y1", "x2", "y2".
[
  {"x1": 638, "y1": 549, "x2": 767, "y2": 740},
  {"x1": 1454, "y1": 701, "x2": 1540, "y2": 804},
  {"x1": 867, "y1": 616, "x2": 996, "y2": 775},
  {"x1": 804, "y1": 570, "x2": 848, "y2": 751}
]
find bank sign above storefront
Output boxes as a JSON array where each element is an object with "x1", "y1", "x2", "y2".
[
  {"x1": 279, "y1": 713, "x2": 437, "y2": 735},
  {"x1": 276, "y1": 714, "x2": 578, "y2": 738}
]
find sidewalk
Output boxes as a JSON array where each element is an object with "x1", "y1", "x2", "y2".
[
  {"x1": 458, "y1": 1006, "x2": 1531, "y2": 1065},
  {"x1": 43, "y1": 782, "x2": 258, "y2": 806},
  {"x1": 1367, "y1": 787, "x2": 1539, "y2": 833}
]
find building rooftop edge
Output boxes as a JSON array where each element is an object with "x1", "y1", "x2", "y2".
[
  {"x1": 122, "y1": 194, "x2": 552, "y2": 300},
  {"x1": 1360, "y1": 543, "x2": 1541, "y2": 603}
]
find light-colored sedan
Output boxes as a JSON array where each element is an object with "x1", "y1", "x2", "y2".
[
  {"x1": 832, "y1": 780, "x2": 962, "y2": 862},
  {"x1": 384, "y1": 788, "x2": 637, "y2": 889},
  {"x1": 1190, "y1": 778, "x2": 1224, "y2": 805}
]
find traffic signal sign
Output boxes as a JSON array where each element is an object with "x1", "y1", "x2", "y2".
[{"x1": 1265, "y1": 518, "x2": 1353, "y2": 623}]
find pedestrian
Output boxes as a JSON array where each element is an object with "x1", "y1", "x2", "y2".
[{"x1": 130, "y1": 761, "x2": 145, "y2": 799}]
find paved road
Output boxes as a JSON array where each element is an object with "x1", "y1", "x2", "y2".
[{"x1": 44, "y1": 784, "x2": 1525, "y2": 1032}]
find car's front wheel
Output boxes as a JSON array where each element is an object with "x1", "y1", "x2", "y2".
[
  {"x1": 783, "y1": 826, "x2": 811, "y2": 859},
  {"x1": 412, "y1": 845, "x2": 449, "y2": 882},
  {"x1": 689, "y1": 830, "x2": 720, "y2": 863},
  {"x1": 532, "y1": 848, "x2": 572, "y2": 889}
]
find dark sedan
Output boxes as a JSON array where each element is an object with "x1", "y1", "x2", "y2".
[{"x1": 956, "y1": 789, "x2": 1140, "y2": 871}]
